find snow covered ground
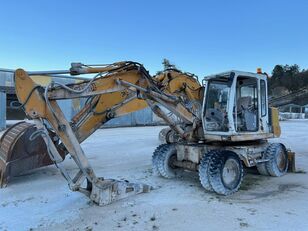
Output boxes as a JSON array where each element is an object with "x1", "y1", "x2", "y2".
[{"x1": 1, "y1": 120, "x2": 308, "y2": 231}]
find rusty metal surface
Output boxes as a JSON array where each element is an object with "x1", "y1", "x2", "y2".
[
  {"x1": 287, "y1": 150, "x2": 296, "y2": 172},
  {"x1": 173, "y1": 160, "x2": 198, "y2": 171},
  {"x1": 0, "y1": 122, "x2": 58, "y2": 187}
]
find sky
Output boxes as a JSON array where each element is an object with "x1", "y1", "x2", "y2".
[{"x1": 0, "y1": 0, "x2": 308, "y2": 77}]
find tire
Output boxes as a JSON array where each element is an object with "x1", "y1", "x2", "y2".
[
  {"x1": 199, "y1": 151, "x2": 216, "y2": 192},
  {"x1": 208, "y1": 150, "x2": 244, "y2": 195},
  {"x1": 264, "y1": 143, "x2": 288, "y2": 177},
  {"x1": 256, "y1": 162, "x2": 269, "y2": 176},
  {"x1": 152, "y1": 144, "x2": 166, "y2": 175},
  {"x1": 152, "y1": 144, "x2": 178, "y2": 178},
  {"x1": 158, "y1": 128, "x2": 180, "y2": 144},
  {"x1": 158, "y1": 128, "x2": 171, "y2": 144}
]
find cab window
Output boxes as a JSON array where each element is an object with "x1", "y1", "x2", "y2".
[
  {"x1": 204, "y1": 81, "x2": 230, "y2": 132},
  {"x1": 260, "y1": 80, "x2": 267, "y2": 116},
  {"x1": 235, "y1": 77, "x2": 258, "y2": 132}
]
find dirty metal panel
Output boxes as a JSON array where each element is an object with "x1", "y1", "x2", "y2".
[
  {"x1": 176, "y1": 144, "x2": 206, "y2": 163},
  {"x1": 0, "y1": 122, "x2": 62, "y2": 187}
]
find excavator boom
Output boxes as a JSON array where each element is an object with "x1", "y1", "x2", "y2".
[{"x1": 0, "y1": 61, "x2": 203, "y2": 205}]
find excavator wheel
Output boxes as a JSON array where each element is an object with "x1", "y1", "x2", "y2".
[
  {"x1": 158, "y1": 128, "x2": 180, "y2": 144},
  {"x1": 256, "y1": 162, "x2": 269, "y2": 176},
  {"x1": 158, "y1": 128, "x2": 171, "y2": 144},
  {"x1": 199, "y1": 151, "x2": 216, "y2": 192},
  {"x1": 152, "y1": 144, "x2": 165, "y2": 175},
  {"x1": 152, "y1": 144, "x2": 179, "y2": 178},
  {"x1": 0, "y1": 121, "x2": 62, "y2": 187},
  {"x1": 208, "y1": 150, "x2": 244, "y2": 195},
  {"x1": 264, "y1": 143, "x2": 288, "y2": 177}
]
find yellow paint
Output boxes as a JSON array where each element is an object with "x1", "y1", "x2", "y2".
[
  {"x1": 14, "y1": 64, "x2": 202, "y2": 144},
  {"x1": 154, "y1": 70, "x2": 202, "y2": 101},
  {"x1": 270, "y1": 107, "x2": 281, "y2": 137},
  {"x1": 30, "y1": 75, "x2": 52, "y2": 86}
]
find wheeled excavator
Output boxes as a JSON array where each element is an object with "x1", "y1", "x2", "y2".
[{"x1": 0, "y1": 61, "x2": 293, "y2": 205}]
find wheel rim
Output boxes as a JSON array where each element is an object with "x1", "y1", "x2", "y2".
[
  {"x1": 276, "y1": 148, "x2": 287, "y2": 172},
  {"x1": 222, "y1": 158, "x2": 241, "y2": 189}
]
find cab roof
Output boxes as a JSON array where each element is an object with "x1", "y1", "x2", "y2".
[{"x1": 203, "y1": 70, "x2": 267, "y2": 81}]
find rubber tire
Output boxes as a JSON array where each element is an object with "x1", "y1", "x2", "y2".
[
  {"x1": 264, "y1": 143, "x2": 288, "y2": 177},
  {"x1": 158, "y1": 128, "x2": 180, "y2": 144},
  {"x1": 152, "y1": 144, "x2": 166, "y2": 175},
  {"x1": 152, "y1": 144, "x2": 178, "y2": 178},
  {"x1": 199, "y1": 151, "x2": 216, "y2": 192},
  {"x1": 158, "y1": 128, "x2": 171, "y2": 144},
  {"x1": 208, "y1": 151, "x2": 244, "y2": 195},
  {"x1": 256, "y1": 162, "x2": 269, "y2": 176}
]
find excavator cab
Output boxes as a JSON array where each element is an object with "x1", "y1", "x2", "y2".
[
  {"x1": 155, "y1": 70, "x2": 291, "y2": 196},
  {"x1": 202, "y1": 71, "x2": 278, "y2": 141}
]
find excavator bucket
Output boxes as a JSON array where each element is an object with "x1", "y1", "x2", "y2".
[{"x1": 0, "y1": 121, "x2": 57, "y2": 187}]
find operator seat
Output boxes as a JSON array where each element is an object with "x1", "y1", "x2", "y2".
[
  {"x1": 237, "y1": 96, "x2": 257, "y2": 131},
  {"x1": 237, "y1": 96, "x2": 252, "y2": 112}
]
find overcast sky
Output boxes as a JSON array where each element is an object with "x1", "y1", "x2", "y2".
[{"x1": 1, "y1": 0, "x2": 307, "y2": 77}]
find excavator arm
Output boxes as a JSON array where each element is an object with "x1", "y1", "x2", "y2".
[{"x1": 0, "y1": 61, "x2": 203, "y2": 205}]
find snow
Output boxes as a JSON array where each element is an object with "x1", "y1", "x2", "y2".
[{"x1": 1, "y1": 121, "x2": 308, "y2": 231}]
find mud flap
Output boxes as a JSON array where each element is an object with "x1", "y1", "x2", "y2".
[{"x1": 287, "y1": 150, "x2": 296, "y2": 172}]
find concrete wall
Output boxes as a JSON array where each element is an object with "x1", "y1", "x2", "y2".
[
  {"x1": 104, "y1": 107, "x2": 155, "y2": 127},
  {"x1": 103, "y1": 105, "x2": 172, "y2": 127},
  {"x1": 280, "y1": 112, "x2": 306, "y2": 120}
]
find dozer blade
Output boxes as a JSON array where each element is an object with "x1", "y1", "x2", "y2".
[{"x1": 0, "y1": 121, "x2": 59, "y2": 187}]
